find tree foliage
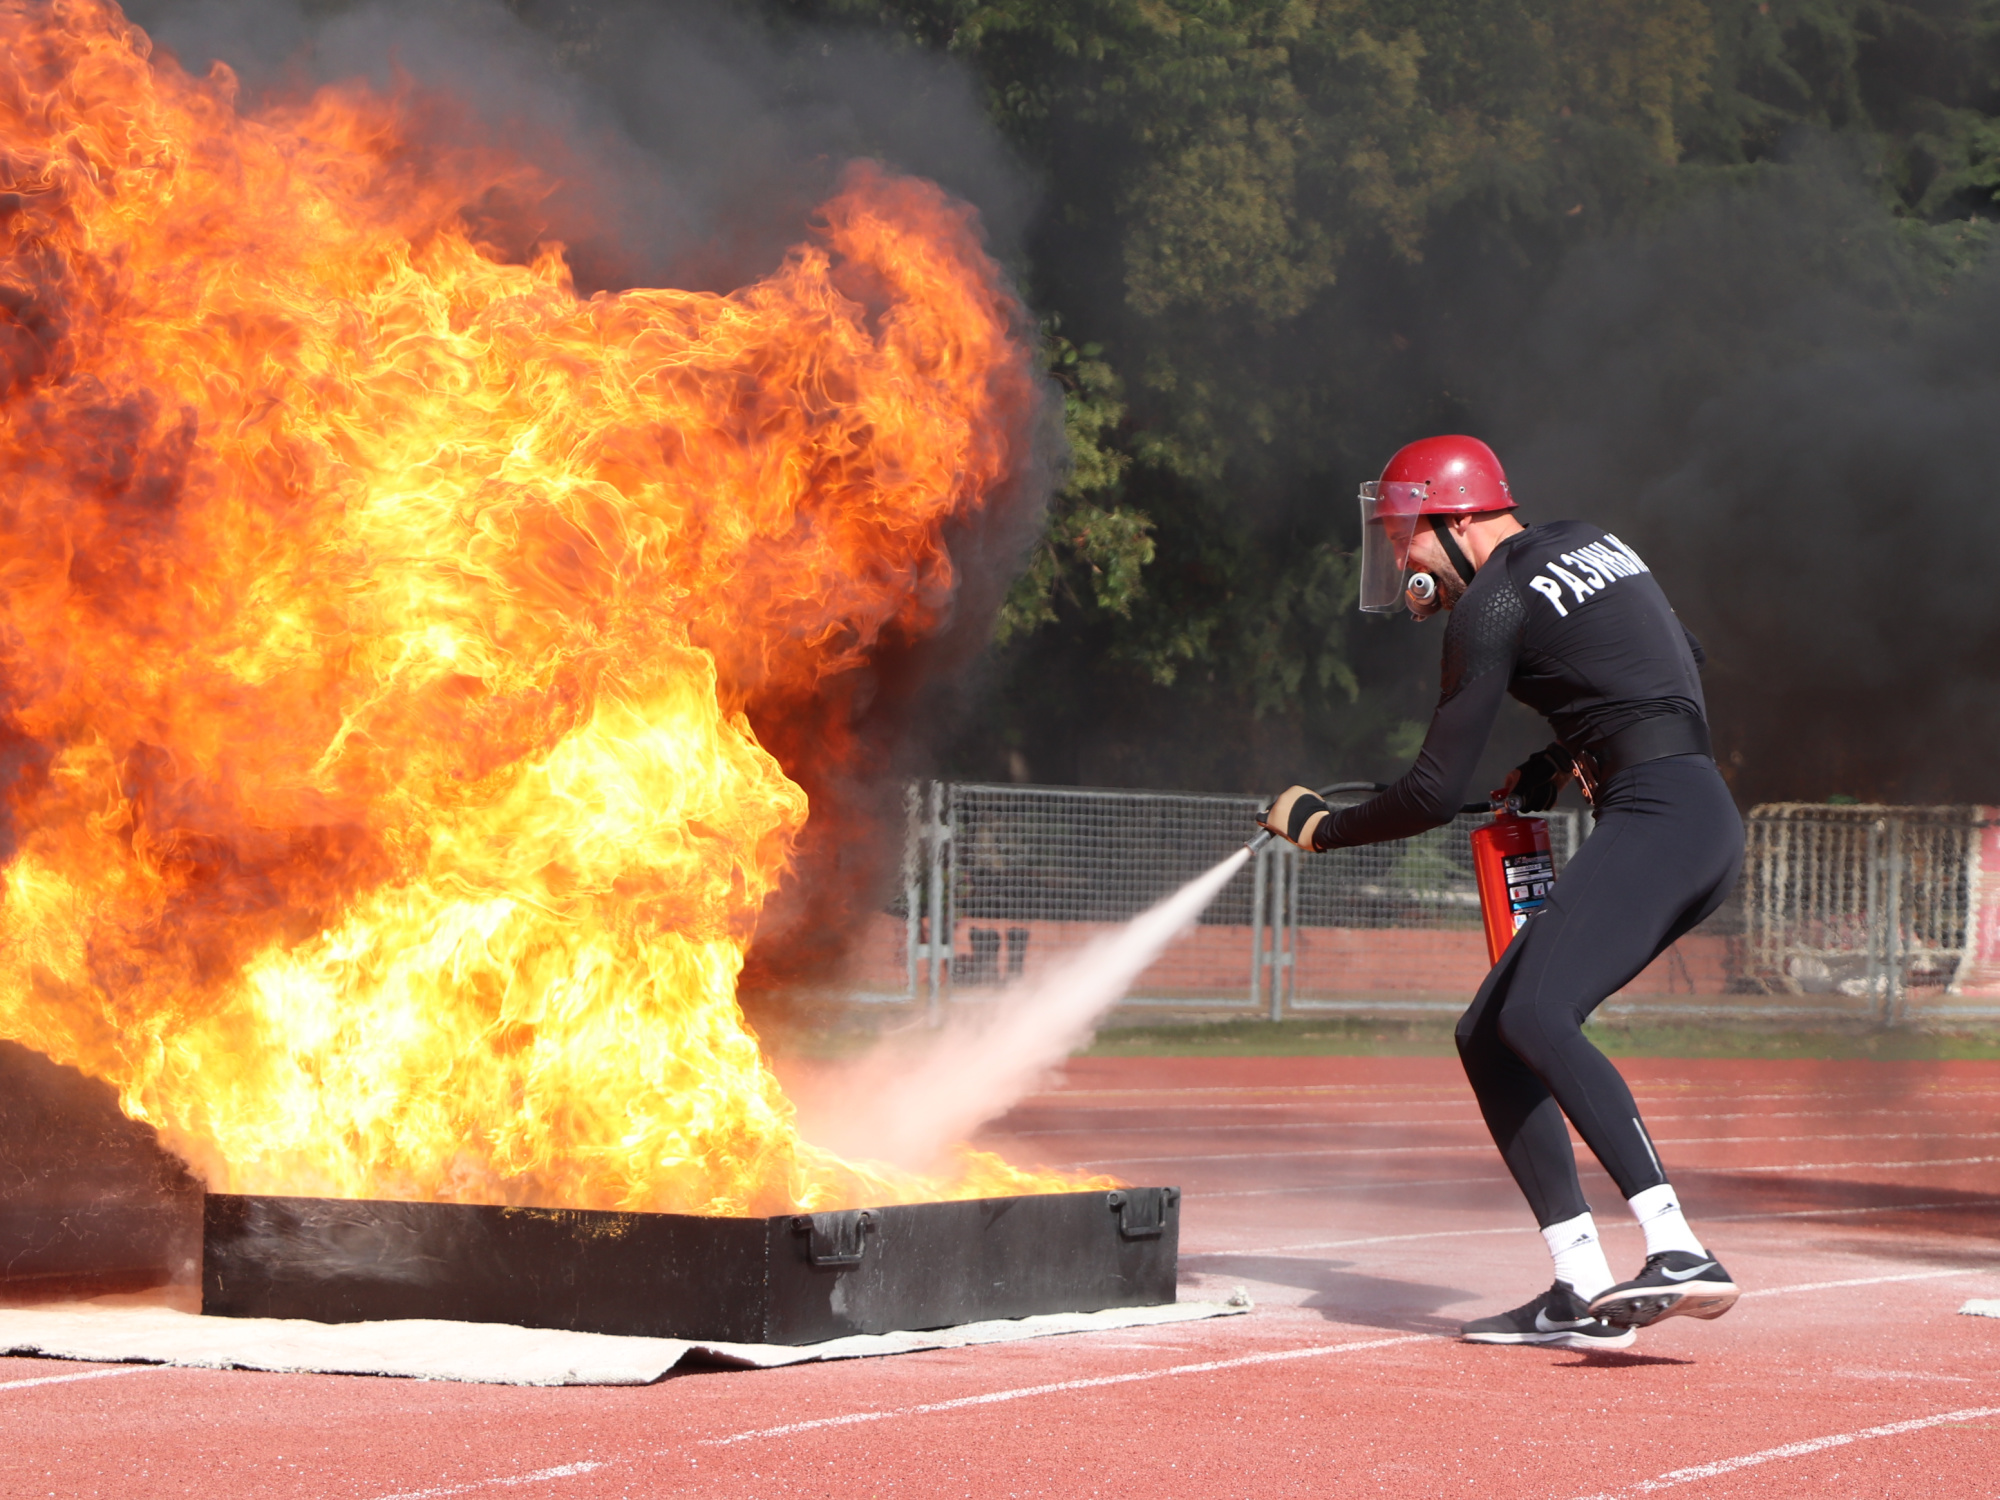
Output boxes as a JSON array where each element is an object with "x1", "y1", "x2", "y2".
[{"x1": 767, "y1": 0, "x2": 2000, "y2": 789}]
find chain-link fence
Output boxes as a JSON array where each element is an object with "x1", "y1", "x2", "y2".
[
  {"x1": 832, "y1": 788, "x2": 2000, "y2": 1024},
  {"x1": 892, "y1": 783, "x2": 1264, "y2": 1011},
  {"x1": 859, "y1": 782, "x2": 1582, "y2": 1017},
  {"x1": 834, "y1": 782, "x2": 2000, "y2": 1025},
  {"x1": 1740, "y1": 804, "x2": 1999, "y2": 1023},
  {"x1": 1267, "y1": 805, "x2": 1584, "y2": 1013}
]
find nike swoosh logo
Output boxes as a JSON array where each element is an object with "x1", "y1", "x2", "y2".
[
  {"x1": 1535, "y1": 1308, "x2": 1593, "y2": 1332},
  {"x1": 1660, "y1": 1261, "x2": 1719, "y2": 1282}
]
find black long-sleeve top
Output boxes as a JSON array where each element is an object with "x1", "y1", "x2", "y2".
[{"x1": 1321, "y1": 520, "x2": 1708, "y2": 850}]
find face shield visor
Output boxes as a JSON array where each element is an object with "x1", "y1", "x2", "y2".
[{"x1": 1357, "y1": 480, "x2": 1429, "y2": 613}]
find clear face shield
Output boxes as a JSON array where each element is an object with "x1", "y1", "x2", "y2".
[{"x1": 1357, "y1": 480, "x2": 1429, "y2": 613}]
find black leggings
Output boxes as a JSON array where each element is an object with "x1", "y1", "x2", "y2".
[{"x1": 1455, "y1": 754, "x2": 1743, "y2": 1227}]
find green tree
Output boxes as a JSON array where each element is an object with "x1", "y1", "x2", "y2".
[{"x1": 763, "y1": 1, "x2": 2000, "y2": 787}]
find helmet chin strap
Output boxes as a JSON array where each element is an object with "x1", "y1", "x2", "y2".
[{"x1": 1428, "y1": 514, "x2": 1478, "y2": 589}]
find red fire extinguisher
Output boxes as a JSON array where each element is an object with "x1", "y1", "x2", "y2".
[{"x1": 1471, "y1": 804, "x2": 1556, "y2": 964}]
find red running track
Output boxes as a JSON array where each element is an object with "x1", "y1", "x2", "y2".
[{"x1": 4, "y1": 1056, "x2": 1998, "y2": 1498}]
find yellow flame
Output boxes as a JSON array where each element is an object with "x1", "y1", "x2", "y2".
[{"x1": 0, "y1": 0, "x2": 1101, "y2": 1214}]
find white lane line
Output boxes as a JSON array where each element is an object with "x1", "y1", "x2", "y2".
[
  {"x1": 1567, "y1": 1405, "x2": 2000, "y2": 1499},
  {"x1": 703, "y1": 1333, "x2": 1434, "y2": 1446},
  {"x1": 1086, "y1": 1154, "x2": 2000, "y2": 1195},
  {"x1": 1006, "y1": 1117, "x2": 1497, "y2": 1137},
  {"x1": 1732, "y1": 1154, "x2": 2000, "y2": 1174},
  {"x1": 0, "y1": 1365, "x2": 164, "y2": 1393},
  {"x1": 1687, "y1": 1132, "x2": 2000, "y2": 1149},
  {"x1": 1199, "y1": 1174, "x2": 1513, "y2": 1199},
  {"x1": 1741, "y1": 1268, "x2": 1983, "y2": 1297},
  {"x1": 1025, "y1": 1089, "x2": 1469, "y2": 1105},
  {"x1": 1186, "y1": 1225, "x2": 1537, "y2": 1256},
  {"x1": 368, "y1": 1462, "x2": 608, "y2": 1500},
  {"x1": 1066, "y1": 1131, "x2": 2000, "y2": 1169},
  {"x1": 1182, "y1": 1253, "x2": 1985, "y2": 1301},
  {"x1": 1626, "y1": 1089, "x2": 2000, "y2": 1105},
  {"x1": 1001, "y1": 1105, "x2": 1993, "y2": 1138},
  {"x1": 1728, "y1": 1160, "x2": 2000, "y2": 1184},
  {"x1": 1188, "y1": 1199, "x2": 2000, "y2": 1258},
  {"x1": 1028, "y1": 1086, "x2": 2000, "y2": 1107},
  {"x1": 1077, "y1": 1143, "x2": 1501, "y2": 1167},
  {"x1": 1032, "y1": 1096, "x2": 1472, "y2": 1104},
  {"x1": 1007, "y1": 1102, "x2": 1470, "y2": 1120},
  {"x1": 1704, "y1": 1197, "x2": 2000, "y2": 1224},
  {"x1": 360, "y1": 1335, "x2": 1438, "y2": 1493}
]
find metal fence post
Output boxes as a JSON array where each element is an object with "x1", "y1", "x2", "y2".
[
  {"x1": 940, "y1": 781, "x2": 957, "y2": 1015},
  {"x1": 1280, "y1": 848, "x2": 1296, "y2": 1024},
  {"x1": 1268, "y1": 847, "x2": 1286, "y2": 1022},
  {"x1": 904, "y1": 782, "x2": 921, "y2": 1006},
  {"x1": 1249, "y1": 843, "x2": 1268, "y2": 1015},
  {"x1": 1884, "y1": 817, "x2": 1903, "y2": 1027},
  {"x1": 1859, "y1": 821, "x2": 1873, "y2": 1007},
  {"x1": 922, "y1": 780, "x2": 950, "y2": 1027}
]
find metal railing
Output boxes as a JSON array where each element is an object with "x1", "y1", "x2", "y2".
[
  {"x1": 888, "y1": 781, "x2": 1580, "y2": 1018},
  {"x1": 1259, "y1": 808, "x2": 1585, "y2": 1014},
  {"x1": 864, "y1": 783, "x2": 2000, "y2": 1025},
  {"x1": 1742, "y1": 803, "x2": 1981, "y2": 1023}
]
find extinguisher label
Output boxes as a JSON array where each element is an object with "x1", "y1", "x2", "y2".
[{"x1": 1501, "y1": 850, "x2": 1556, "y2": 930}]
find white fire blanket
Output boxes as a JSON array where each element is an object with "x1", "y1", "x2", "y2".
[{"x1": 0, "y1": 1296, "x2": 1249, "y2": 1386}]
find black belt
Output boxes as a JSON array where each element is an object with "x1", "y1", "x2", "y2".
[{"x1": 1569, "y1": 714, "x2": 1711, "y2": 800}]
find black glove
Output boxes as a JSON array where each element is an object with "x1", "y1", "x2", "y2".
[
  {"x1": 1258, "y1": 785, "x2": 1331, "y2": 851},
  {"x1": 1506, "y1": 745, "x2": 1573, "y2": 812}
]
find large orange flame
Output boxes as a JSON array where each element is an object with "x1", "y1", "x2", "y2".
[{"x1": 0, "y1": 0, "x2": 1088, "y2": 1215}]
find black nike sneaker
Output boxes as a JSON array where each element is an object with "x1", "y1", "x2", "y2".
[
  {"x1": 1587, "y1": 1250, "x2": 1740, "y2": 1329},
  {"x1": 1460, "y1": 1281, "x2": 1636, "y2": 1351}
]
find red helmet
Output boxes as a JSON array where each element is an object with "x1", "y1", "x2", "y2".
[
  {"x1": 1356, "y1": 435, "x2": 1514, "y2": 612},
  {"x1": 1376, "y1": 435, "x2": 1514, "y2": 514}
]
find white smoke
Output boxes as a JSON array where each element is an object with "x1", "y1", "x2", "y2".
[{"x1": 789, "y1": 848, "x2": 1252, "y2": 1173}]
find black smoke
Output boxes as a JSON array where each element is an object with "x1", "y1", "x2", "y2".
[
  {"x1": 1487, "y1": 150, "x2": 2000, "y2": 805},
  {"x1": 121, "y1": 0, "x2": 1034, "y2": 291}
]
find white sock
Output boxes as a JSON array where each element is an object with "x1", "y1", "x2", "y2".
[
  {"x1": 1541, "y1": 1211, "x2": 1615, "y2": 1301},
  {"x1": 1628, "y1": 1183, "x2": 1706, "y2": 1258}
]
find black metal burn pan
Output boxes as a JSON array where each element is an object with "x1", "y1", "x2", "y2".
[{"x1": 202, "y1": 1186, "x2": 1180, "y2": 1345}]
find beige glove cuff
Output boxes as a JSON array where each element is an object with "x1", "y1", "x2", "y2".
[{"x1": 1261, "y1": 785, "x2": 1331, "y2": 851}]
